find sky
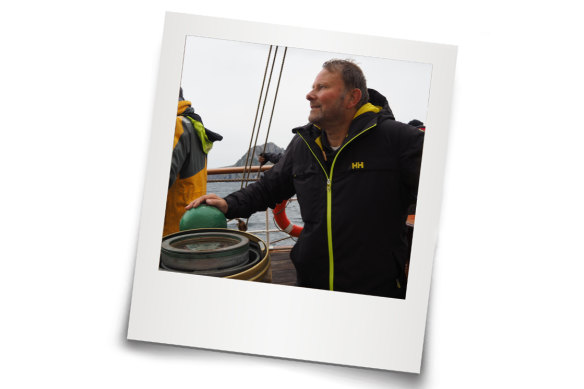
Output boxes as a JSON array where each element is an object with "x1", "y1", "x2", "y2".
[{"x1": 180, "y1": 35, "x2": 433, "y2": 168}]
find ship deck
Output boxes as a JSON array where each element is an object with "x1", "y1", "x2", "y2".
[{"x1": 269, "y1": 247, "x2": 297, "y2": 286}]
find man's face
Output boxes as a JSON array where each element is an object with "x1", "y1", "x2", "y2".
[{"x1": 306, "y1": 69, "x2": 349, "y2": 126}]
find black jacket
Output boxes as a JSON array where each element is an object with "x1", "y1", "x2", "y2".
[{"x1": 225, "y1": 89, "x2": 424, "y2": 298}]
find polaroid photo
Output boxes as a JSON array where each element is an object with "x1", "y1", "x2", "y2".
[{"x1": 128, "y1": 12, "x2": 456, "y2": 373}]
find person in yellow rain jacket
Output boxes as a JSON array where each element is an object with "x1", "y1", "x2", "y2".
[{"x1": 163, "y1": 88, "x2": 222, "y2": 236}]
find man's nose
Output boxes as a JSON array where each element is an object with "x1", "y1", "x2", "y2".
[{"x1": 306, "y1": 90, "x2": 315, "y2": 101}]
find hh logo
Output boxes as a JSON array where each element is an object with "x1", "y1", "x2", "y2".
[{"x1": 351, "y1": 162, "x2": 364, "y2": 169}]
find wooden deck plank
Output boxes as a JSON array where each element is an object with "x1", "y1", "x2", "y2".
[{"x1": 269, "y1": 249, "x2": 297, "y2": 286}]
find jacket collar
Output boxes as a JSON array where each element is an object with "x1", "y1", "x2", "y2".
[{"x1": 292, "y1": 110, "x2": 379, "y2": 142}]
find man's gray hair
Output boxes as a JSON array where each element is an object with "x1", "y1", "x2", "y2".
[{"x1": 322, "y1": 59, "x2": 369, "y2": 107}]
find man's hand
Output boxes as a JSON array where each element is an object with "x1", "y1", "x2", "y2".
[
  {"x1": 258, "y1": 153, "x2": 267, "y2": 165},
  {"x1": 185, "y1": 193, "x2": 228, "y2": 214}
]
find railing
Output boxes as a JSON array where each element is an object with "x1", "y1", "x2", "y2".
[
  {"x1": 207, "y1": 165, "x2": 295, "y2": 251},
  {"x1": 207, "y1": 165, "x2": 272, "y2": 183}
]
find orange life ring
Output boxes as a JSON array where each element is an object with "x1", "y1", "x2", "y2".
[{"x1": 273, "y1": 200, "x2": 303, "y2": 237}]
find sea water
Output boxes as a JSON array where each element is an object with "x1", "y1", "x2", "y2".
[{"x1": 206, "y1": 180, "x2": 303, "y2": 247}]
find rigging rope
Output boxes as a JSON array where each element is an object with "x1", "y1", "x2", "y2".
[
  {"x1": 241, "y1": 45, "x2": 273, "y2": 190},
  {"x1": 239, "y1": 45, "x2": 288, "y2": 230},
  {"x1": 256, "y1": 46, "x2": 287, "y2": 181},
  {"x1": 243, "y1": 46, "x2": 279, "y2": 188}
]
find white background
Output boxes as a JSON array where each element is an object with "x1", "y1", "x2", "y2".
[{"x1": 1, "y1": 1, "x2": 582, "y2": 388}]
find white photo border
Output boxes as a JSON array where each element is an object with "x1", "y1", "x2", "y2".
[{"x1": 127, "y1": 12, "x2": 457, "y2": 373}]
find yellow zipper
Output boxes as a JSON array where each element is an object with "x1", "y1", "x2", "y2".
[{"x1": 297, "y1": 124, "x2": 376, "y2": 290}]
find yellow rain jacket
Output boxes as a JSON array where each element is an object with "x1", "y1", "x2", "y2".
[{"x1": 163, "y1": 100, "x2": 220, "y2": 236}]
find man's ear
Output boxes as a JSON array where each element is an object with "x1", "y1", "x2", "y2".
[{"x1": 346, "y1": 88, "x2": 362, "y2": 109}]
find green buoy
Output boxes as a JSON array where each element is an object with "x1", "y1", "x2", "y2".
[{"x1": 179, "y1": 204, "x2": 227, "y2": 231}]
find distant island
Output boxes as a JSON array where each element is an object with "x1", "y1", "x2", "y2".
[{"x1": 210, "y1": 142, "x2": 285, "y2": 180}]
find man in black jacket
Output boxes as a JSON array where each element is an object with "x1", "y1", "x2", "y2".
[{"x1": 187, "y1": 59, "x2": 424, "y2": 298}]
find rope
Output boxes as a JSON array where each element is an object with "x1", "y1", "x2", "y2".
[
  {"x1": 241, "y1": 47, "x2": 280, "y2": 229},
  {"x1": 237, "y1": 45, "x2": 290, "y2": 233},
  {"x1": 243, "y1": 46, "x2": 279, "y2": 187},
  {"x1": 241, "y1": 45, "x2": 273, "y2": 190},
  {"x1": 256, "y1": 46, "x2": 288, "y2": 181}
]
